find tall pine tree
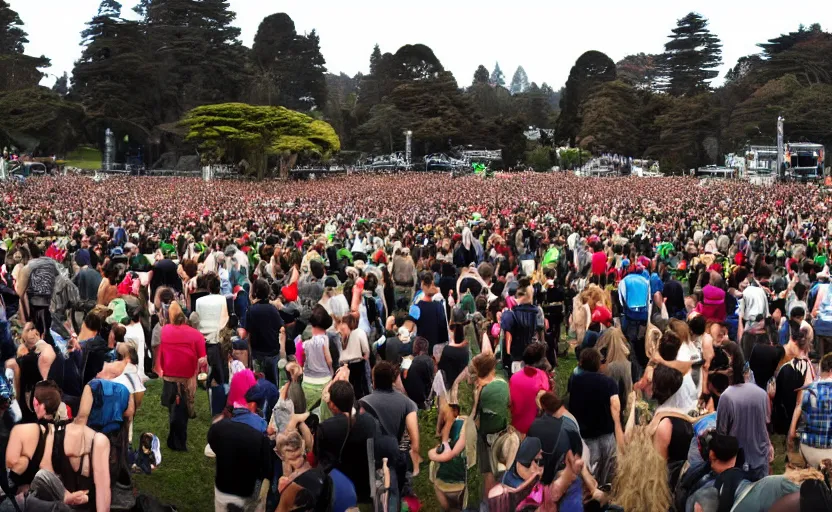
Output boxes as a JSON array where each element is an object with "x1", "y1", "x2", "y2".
[
  {"x1": 0, "y1": 0, "x2": 50, "y2": 92},
  {"x1": 509, "y1": 65, "x2": 529, "y2": 94},
  {"x1": 472, "y1": 64, "x2": 489, "y2": 85},
  {"x1": 659, "y1": 12, "x2": 722, "y2": 96},
  {"x1": 490, "y1": 62, "x2": 505, "y2": 87}
]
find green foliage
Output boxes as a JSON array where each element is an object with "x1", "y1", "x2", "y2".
[
  {"x1": 251, "y1": 13, "x2": 327, "y2": 110},
  {"x1": 509, "y1": 65, "x2": 529, "y2": 94},
  {"x1": 472, "y1": 64, "x2": 490, "y2": 85},
  {"x1": 557, "y1": 148, "x2": 592, "y2": 170},
  {"x1": 526, "y1": 145, "x2": 553, "y2": 171},
  {"x1": 616, "y1": 53, "x2": 660, "y2": 91},
  {"x1": 0, "y1": 1, "x2": 50, "y2": 92},
  {"x1": 180, "y1": 102, "x2": 340, "y2": 179},
  {"x1": 659, "y1": 12, "x2": 723, "y2": 96},
  {"x1": 578, "y1": 80, "x2": 640, "y2": 155},
  {"x1": 556, "y1": 50, "x2": 616, "y2": 145},
  {"x1": 490, "y1": 61, "x2": 505, "y2": 87},
  {"x1": 647, "y1": 93, "x2": 719, "y2": 172},
  {"x1": 0, "y1": 87, "x2": 84, "y2": 153}
]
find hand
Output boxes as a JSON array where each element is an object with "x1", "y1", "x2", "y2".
[{"x1": 64, "y1": 490, "x2": 89, "y2": 506}]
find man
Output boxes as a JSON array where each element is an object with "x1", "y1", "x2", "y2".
[
  {"x1": 207, "y1": 403, "x2": 272, "y2": 511},
  {"x1": 738, "y1": 278, "x2": 771, "y2": 360},
  {"x1": 790, "y1": 353, "x2": 832, "y2": 467},
  {"x1": 618, "y1": 266, "x2": 651, "y2": 372},
  {"x1": 15, "y1": 243, "x2": 61, "y2": 345},
  {"x1": 566, "y1": 348, "x2": 622, "y2": 486},
  {"x1": 315, "y1": 380, "x2": 378, "y2": 503},
  {"x1": 359, "y1": 361, "x2": 421, "y2": 483},
  {"x1": 500, "y1": 278, "x2": 544, "y2": 375},
  {"x1": 411, "y1": 273, "x2": 448, "y2": 354},
  {"x1": 689, "y1": 433, "x2": 798, "y2": 512},
  {"x1": 244, "y1": 279, "x2": 284, "y2": 387},
  {"x1": 716, "y1": 349, "x2": 771, "y2": 482}
]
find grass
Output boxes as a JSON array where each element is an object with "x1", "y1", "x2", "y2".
[
  {"x1": 64, "y1": 146, "x2": 102, "y2": 170},
  {"x1": 132, "y1": 353, "x2": 579, "y2": 512}
]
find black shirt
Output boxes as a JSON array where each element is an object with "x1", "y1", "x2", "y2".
[
  {"x1": 527, "y1": 414, "x2": 583, "y2": 485},
  {"x1": 568, "y1": 371, "x2": 618, "y2": 439},
  {"x1": 403, "y1": 355, "x2": 434, "y2": 409},
  {"x1": 438, "y1": 344, "x2": 469, "y2": 391},
  {"x1": 748, "y1": 344, "x2": 785, "y2": 389},
  {"x1": 315, "y1": 413, "x2": 379, "y2": 502},
  {"x1": 245, "y1": 303, "x2": 284, "y2": 356},
  {"x1": 415, "y1": 300, "x2": 449, "y2": 349},
  {"x1": 208, "y1": 418, "x2": 272, "y2": 497}
]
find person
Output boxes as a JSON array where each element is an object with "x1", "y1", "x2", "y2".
[
  {"x1": 15, "y1": 243, "x2": 60, "y2": 345},
  {"x1": 244, "y1": 278, "x2": 284, "y2": 387},
  {"x1": 7, "y1": 381, "x2": 111, "y2": 511},
  {"x1": 158, "y1": 301, "x2": 206, "y2": 450},
  {"x1": 509, "y1": 343, "x2": 550, "y2": 435},
  {"x1": 336, "y1": 313, "x2": 370, "y2": 400},
  {"x1": 539, "y1": 267, "x2": 566, "y2": 367},
  {"x1": 689, "y1": 433, "x2": 800, "y2": 512},
  {"x1": 301, "y1": 305, "x2": 334, "y2": 411},
  {"x1": 500, "y1": 436, "x2": 542, "y2": 488},
  {"x1": 811, "y1": 267, "x2": 832, "y2": 358},
  {"x1": 716, "y1": 348, "x2": 771, "y2": 481},
  {"x1": 438, "y1": 308, "x2": 471, "y2": 393},
  {"x1": 412, "y1": 272, "x2": 449, "y2": 352},
  {"x1": 402, "y1": 337, "x2": 434, "y2": 409},
  {"x1": 696, "y1": 271, "x2": 727, "y2": 323},
  {"x1": 275, "y1": 430, "x2": 333, "y2": 512},
  {"x1": 124, "y1": 305, "x2": 148, "y2": 382},
  {"x1": 470, "y1": 352, "x2": 509, "y2": 496},
  {"x1": 72, "y1": 249, "x2": 101, "y2": 320},
  {"x1": 207, "y1": 401, "x2": 273, "y2": 511},
  {"x1": 13, "y1": 321, "x2": 58, "y2": 422},
  {"x1": 428, "y1": 402, "x2": 466, "y2": 511},
  {"x1": 618, "y1": 267, "x2": 651, "y2": 372},
  {"x1": 595, "y1": 327, "x2": 632, "y2": 424},
  {"x1": 315, "y1": 379, "x2": 378, "y2": 503},
  {"x1": 738, "y1": 278, "x2": 771, "y2": 360},
  {"x1": 500, "y1": 278, "x2": 542, "y2": 375},
  {"x1": 359, "y1": 361, "x2": 421, "y2": 478},
  {"x1": 650, "y1": 364, "x2": 694, "y2": 488},
  {"x1": 774, "y1": 323, "x2": 813, "y2": 436},
  {"x1": 196, "y1": 273, "x2": 230, "y2": 405},
  {"x1": 567, "y1": 347, "x2": 622, "y2": 486},
  {"x1": 792, "y1": 353, "x2": 832, "y2": 467}
]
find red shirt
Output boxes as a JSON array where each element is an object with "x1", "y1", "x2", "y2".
[
  {"x1": 592, "y1": 251, "x2": 607, "y2": 276},
  {"x1": 159, "y1": 324, "x2": 206, "y2": 379},
  {"x1": 509, "y1": 367, "x2": 551, "y2": 434}
]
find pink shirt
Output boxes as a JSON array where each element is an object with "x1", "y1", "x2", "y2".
[{"x1": 509, "y1": 367, "x2": 551, "y2": 434}]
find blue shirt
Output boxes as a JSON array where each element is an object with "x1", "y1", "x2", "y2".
[{"x1": 230, "y1": 408, "x2": 267, "y2": 433}]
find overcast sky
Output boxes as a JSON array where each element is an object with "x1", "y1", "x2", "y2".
[{"x1": 12, "y1": 0, "x2": 832, "y2": 90}]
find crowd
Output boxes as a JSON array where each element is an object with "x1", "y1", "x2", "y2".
[{"x1": 0, "y1": 172, "x2": 829, "y2": 511}]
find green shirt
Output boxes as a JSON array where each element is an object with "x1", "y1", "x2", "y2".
[
  {"x1": 478, "y1": 378, "x2": 509, "y2": 434},
  {"x1": 436, "y1": 418, "x2": 466, "y2": 483}
]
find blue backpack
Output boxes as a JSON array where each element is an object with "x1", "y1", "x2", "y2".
[{"x1": 88, "y1": 379, "x2": 130, "y2": 434}]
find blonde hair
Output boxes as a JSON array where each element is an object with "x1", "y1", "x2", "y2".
[
  {"x1": 612, "y1": 426, "x2": 671, "y2": 512},
  {"x1": 580, "y1": 284, "x2": 610, "y2": 311},
  {"x1": 595, "y1": 327, "x2": 630, "y2": 363}
]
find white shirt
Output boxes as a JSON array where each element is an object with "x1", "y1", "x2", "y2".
[
  {"x1": 113, "y1": 365, "x2": 147, "y2": 395},
  {"x1": 341, "y1": 329, "x2": 369, "y2": 362},
  {"x1": 125, "y1": 323, "x2": 148, "y2": 381},
  {"x1": 196, "y1": 294, "x2": 227, "y2": 344}
]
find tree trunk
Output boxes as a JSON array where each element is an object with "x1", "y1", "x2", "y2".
[{"x1": 278, "y1": 153, "x2": 298, "y2": 180}]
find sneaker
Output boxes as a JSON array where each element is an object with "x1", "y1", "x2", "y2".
[{"x1": 204, "y1": 443, "x2": 216, "y2": 458}]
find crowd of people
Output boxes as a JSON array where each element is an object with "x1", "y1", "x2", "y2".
[{"x1": 0, "y1": 172, "x2": 829, "y2": 511}]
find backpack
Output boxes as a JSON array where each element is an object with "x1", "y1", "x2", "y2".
[
  {"x1": 364, "y1": 294, "x2": 380, "y2": 326},
  {"x1": 88, "y1": 379, "x2": 130, "y2": 434},
  {"x1": 27, "y1": 259, "x2": 58, "y2": 301}
]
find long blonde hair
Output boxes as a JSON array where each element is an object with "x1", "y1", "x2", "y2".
[
  {"x1": 612, "y1": 426, "x2": 671, "y2": 512},
  {"x1": 596, "y1": 327, "x2": 630, "y2": 363}
]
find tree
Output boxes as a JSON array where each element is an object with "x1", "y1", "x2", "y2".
[
  {"x1": 472, "y1": 65, "x2": 490, "y2": 85},
  {"x1": 392, "y1": 44, "x2": 443, "y2": 81},
  {"x1": 71, "y1": 0, "x2": 152, "y2": 140},
  {"x1": 646, "y1": 93, "x2": 719, "y2": 172},
  {"x1": 51, "y1": 72, "x2": 69, "y2": 97},
  {"x1": 509, "y1": 66, "x2": 529, "y2": 94},
  {"x1": 616, "y1": 53, "x2": 660, "y2": 91},
  {"x1": 369, "y1": 44, "x2": 382, "y2": 75},
  {"x1": 251, "y1": 13, "x2": 327, "y2": 110},
  {"x1": 0, "y1": 0, "x2": 50, "y2": 92},
  {"x1": 578, "y1": 80, "x2": 640, "y2": 155},
  {"x1": 659, "y1": 12, "x2": 722, "y2": 96},
  {"x1": 759, "y1": 23, "x2": 823, "y2": 58},
  {"x1": 556, "y1": 50, "x2": 616, "y2": 145},
  {"x1": 0, "y1": 87, "x2": 84, "y2": 154},
  {"x1": 180, "y1": 102, "x2": 340, "y2": 179},
  {"x1": 490, "y1": 62, "x2": 505, "y2": 87}
]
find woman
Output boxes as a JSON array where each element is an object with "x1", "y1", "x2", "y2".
[
  {"x1": 158, "y1": 301, "x2": 206, "y2": 451},
  {"x1": 12, "y1": 322, "x2": 57, "y2": 422},
  {"x1": 778, "y1": 324, "x2": 814, "y2": 436},
  {"x1": 403, "y1": 337, "x2": 434, "y2": 409},
  {"x1": 335, "y1": 314, "x2": 369, "y2": 400},
  {"x1": 595, "y1": 327, "x2": 632, "y2": 424},
  {"x1": 472, "y1": 352, "x2": 509, "y2": 497},
  {"x1": 650, "y1": 364, "x2": 694, "y2": 489},
  {"x1": 428, "y1": 403, "x2": 466, "y2": 511},
  {"x1": 301, "y1": 305, "x2": 333, "y2": 412},
  {"x1": 96, "y1": 260, "x2": 121, "y2": 306},
  {"x1": 275, "y1": 431, "x2": 333, "y2": 512}
]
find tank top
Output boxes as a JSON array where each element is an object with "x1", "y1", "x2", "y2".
[
  {"x1": 9, "y1": 424, "x2": 47, "y2": 487},
  {"x1": 51, "y1": 426, "x2": 96, "y2": 510}
]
